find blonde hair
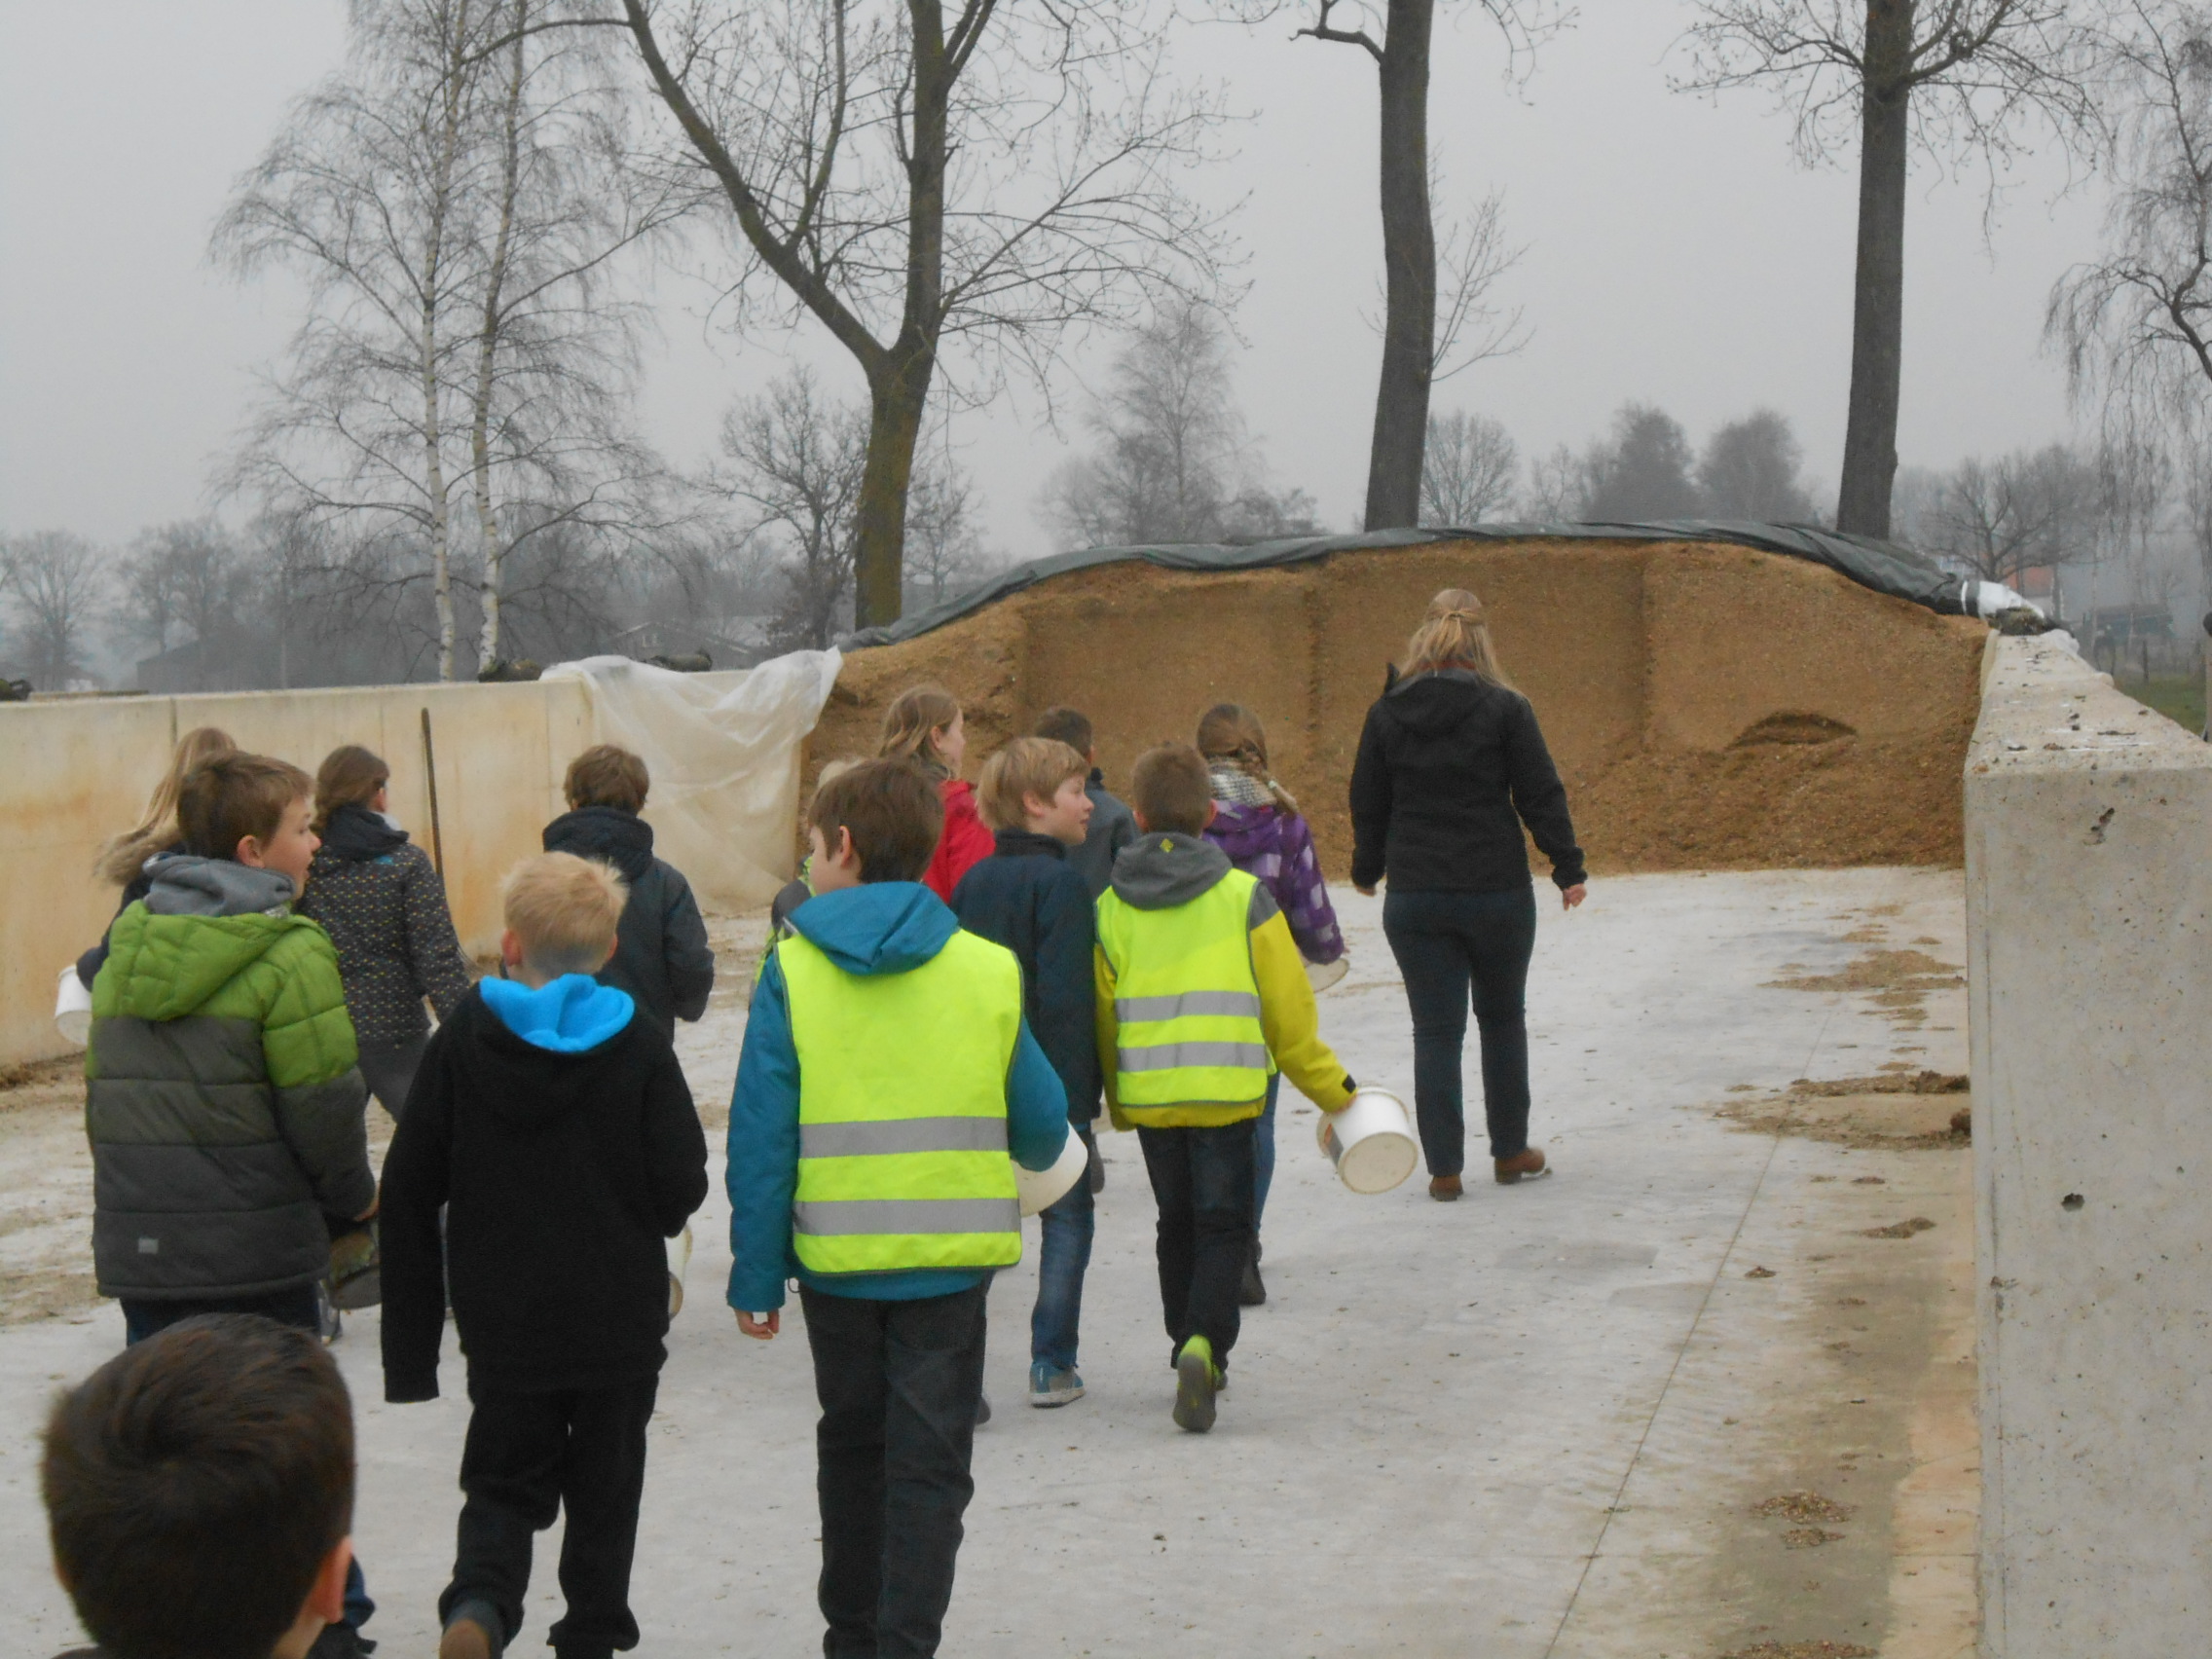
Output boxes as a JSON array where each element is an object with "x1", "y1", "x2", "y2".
[
  {"x1": 98, "y1": 726, "x2": 239, "y2": 884},
  {"x1": 1400, "y1": 588, "x2": 1512, "y2": 686},
  {"x1": 1195, "y1": 703, "x2": 1300, "y2": 815},
  {"x1": 501, "y1": 852, "x2": 628, "y2": 977},
  {"x1": 878, "y1": 684, "x2": 962, "y2": 778},
  {"x1": 977, "y1": 738, "x2": 1089, "y2": 831}
]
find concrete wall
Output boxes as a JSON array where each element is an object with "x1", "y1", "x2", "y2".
[{"x1": 1966, "y1": 634, "x2": 2212, "y2": 1655}]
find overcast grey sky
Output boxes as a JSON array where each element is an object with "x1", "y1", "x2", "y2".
[{"x1": 0, "y1": 1, "x2": 2106, "y2": 557}]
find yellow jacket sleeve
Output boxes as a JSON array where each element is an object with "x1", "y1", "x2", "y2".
[
  {"x1": 1095, "y1": 942, "x2": 1134, "y2": 1130},
  {"x1": 1250, "y1": 909, "x2": 1354, "y2": 1111}
]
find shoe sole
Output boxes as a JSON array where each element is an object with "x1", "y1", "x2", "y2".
[
  {"x1": 330, "y1": 1269, "x2": 382, "y2": 1311},
  {"x1": 439, "y1": 1618, "x2": 495, "y2": 1659},
  {"x1": 1494, "y1": 1166, "x2": 1552, "y2": 1186},
  {"x1": 1172, "y1": 1347, "x2": 1217, "y2": 1433},
  {"x1": 1029, "y1": 1386, "x2": 1086, "y2": 1407}
]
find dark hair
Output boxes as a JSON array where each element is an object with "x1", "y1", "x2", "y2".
[
  {"x1": 566, "y1": 744, "x2": 650, "y2": 814},
  {"x1": 43, "y1": 1315, "x2": 355, "y2": 1659},
  {"x1": 811, "y1": 758, "x2": 943, "y2": 884},
  {"x1": 1033, "y1": 706, "x2": 1093, "y2": 756},
  {"x1": 177, "y1": 754, "x2": 314, "y2": 862},
  {"x1": 313, "y1": 745, "x2": 389, "y2": 835},
  {"x1": 1129, "y1": 743, "x2": 1213, "y2": 835}
]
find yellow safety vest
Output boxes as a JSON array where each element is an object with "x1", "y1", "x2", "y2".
[
  {"x1": 780, "y1": 929, "x2": 1024, "y2": 1276},
  {"x1": 1097, "y1": 864, "x2": 1272, "y2": 1124}
]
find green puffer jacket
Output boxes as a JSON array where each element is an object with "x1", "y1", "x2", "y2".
[{"x1": 86, "y1": 857, "x2": 374, "y2": 1301}]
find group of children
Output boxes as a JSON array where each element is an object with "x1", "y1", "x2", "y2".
[{"x1": 47, "y1": 687, "x2": 1357, "y2": 1659}]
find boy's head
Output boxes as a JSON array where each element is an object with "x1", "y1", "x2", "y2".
[
  {"x1": 1033, "y1": 706, "x2": 1095, "y2": 762},
  {"x1": 807, "y1": 759, "x2": 943, "y2": 891},
  {"x1": 43, "y1": 1314, "x2": 355, "y2": 1659},
  {"x1": 977, "y1": 737, "x2": 1092, "y2": 843},
  {"x1": 178, "y1": 753, "x2": 319, "y2": 895},
  {"x1": 565, "y1": 745, "x2": 649, "y2": 815},
  {"x1": 500, "y1": 852, "x2": 628, "y2": 984},
  {"x1": 1128, "y1": 743, "x2": 1214, "y2": 836}
]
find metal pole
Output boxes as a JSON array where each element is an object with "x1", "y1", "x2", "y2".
[{"x1": 420, "y1": 707, "x2": 446, "y2": 877}]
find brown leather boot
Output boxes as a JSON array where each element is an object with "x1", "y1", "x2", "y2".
[
  {"x1": 1494, "y1": 1147, "x2": 1550, "y2": 1185},
  {"x1": 1428, "y1": 1174, "x2": 1463, "y2": 1201}
]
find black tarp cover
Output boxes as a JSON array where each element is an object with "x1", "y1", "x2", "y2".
[{"x1": 844, "y1": 521, "x2": 1971, "y2": 650}]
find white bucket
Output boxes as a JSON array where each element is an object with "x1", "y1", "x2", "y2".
[
  {"x1": 1307, "y1": 956, "x2": 1349, "y2": 994},
  {"x1": 1315, "y1": 1087, "x2": 1419, "y2": 1195},
  {"x1": 665, "y1": 1224, "x2": 693, "y2": 1318},
  {"x1": 55, "y1": 966, "x2": 91, "y2": 1049},
  {"x1": 1015, "y1": 1131, "x2": 1089, "y2": 1217}
]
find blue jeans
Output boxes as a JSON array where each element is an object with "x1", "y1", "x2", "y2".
[
  {"x1": 1382, "y1": 885, "x2": 1538, "y2": 1173},
  {"x1": 1030, "y1": 1125, "x2": 1095, "y2": 1371},
  {"x1": 1253, "y1": 1075, "x2": 1279, "y2": 1235}
]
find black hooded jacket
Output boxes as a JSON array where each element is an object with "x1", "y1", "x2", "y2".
[
  {"x1": 1349, "y1": 669, "x2": 1586, "y2": 894},
  {"x1": 541, "y1": 806, "x2": 716, "y2": 1035}
]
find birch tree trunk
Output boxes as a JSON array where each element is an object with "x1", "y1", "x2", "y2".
[
  {"x1": 422, "y1": 0, "x2": 474, "y2": 680},
  {"x1": 472, "y1": 0, "x2": 529, "y2": 669}
]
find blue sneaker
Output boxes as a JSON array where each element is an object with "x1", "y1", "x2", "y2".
[{"x1": 1029, "y1": 1361, "x2": 1086, "y2": 1406}]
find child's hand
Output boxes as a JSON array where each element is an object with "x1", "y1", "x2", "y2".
[
  {"x1": 1354, "y1": 883, "x2": 1378, "y2": 897},
  {"x1": 1561, "y1": 884, "x2": 1588, "y2": 911},
  {"x1": 737, "y1": 1309, "x2": 780, "y2": 1341}
]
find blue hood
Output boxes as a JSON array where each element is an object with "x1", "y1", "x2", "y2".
[
  {"x1": 480, "y1": 974, "x2": 637, "y2": 1051},
  {"x1": 788, "y1": 882, "x2": 959, "y2": 976}
]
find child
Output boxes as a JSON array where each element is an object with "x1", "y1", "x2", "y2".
[
  {"x1": 43, "y1": 1314, "x2": 358, "y2": 1659},
  {"x1": 1196, "y1": 704, "x2": 1347, "y2": 1308},
  {"x1": 726, "y1": 759, "x2": 1068, "y2": 1659},
  {"x1": 879, "y1": 683, "x2": 994, "y2": 900},
  {"x1": 764, "y1": 757, "x2": 861, "y2": 949},
  {"x1": 543, "y1": 744, "x2": 716, "y2": 1038},
  {"x1": 83, "y1": 751, "x2": 379, "y2": 1655},
  {"x1": 1095, "y1": 743, "x2": 1355, "y2": 1433},
  {"x1": 1034, "y1": 706, "x2": 1137, "y2": 901},
  {"x1": 951, "y1": 737, "x2": 1098, "y2": 1408},
  {"x1": 380, "y1": 852, "x2": 709, "y2": 1659},
  {"x1": 76, "y1": 724, "x2": 237, "y2": 990}
]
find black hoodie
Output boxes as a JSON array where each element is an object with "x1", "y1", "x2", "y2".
[
  {"x1": 1349, "y1": 669, "x2": 1586, "y2": 894},
  {"x1": 541, "y1": 805, "x2": 717, "y2": 1035},
  {"x1": 378, "y1": 984, "x2": 708, "y2": 1400}
]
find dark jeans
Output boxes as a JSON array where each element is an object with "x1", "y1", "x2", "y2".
[
  {"x1": 1136, "y1": 1120, "x2": 1256, "y2": 1367},
  {"x1": 357, "y1": 1032, "x2": 428, "y2": 1121},
  {"x1": 802, "y1": 1283, "x2": 988, "y2": 1659},
  {"x1": 1253, "y1": 1074, "x2": 1280, "y2": 1235},
  {"x1": 443, "y1": 1377, "x2": 660, "y2": 1658},
  {"x1": 121, "y1": 1287, "x2": 375, "y2": 1636},
  {"x1": 1030, "y1": 1125, "x2": 1095, "y2": 1371},
  {"x1": 1382, "y1": 885, "x2": 1538, "y2": 1173}
]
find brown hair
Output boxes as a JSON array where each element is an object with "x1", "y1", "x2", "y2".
[
  {"x1": 313, "y1": 745, "x2": 389, "y2": 835},
  {"x1": 502, "y1": 853, "x2": 628, "y2": 977},
  {"x1": 1400, "y1": 587, "x2": 1512, "y2": 686},
  {"x1": 1129, "y1": 743, "x2": 1213, "y2": 836},
  {"x1": 43, "y1": 1314, "x2": 355, "y2": 1659},
  {"x1": 977, "y1": 738, "x2": 1089, "y2": 831},
  {"x1": 878, "y1": 684, "x2": 962, "y2": 779},
  {"x1": 811, "y1": 758, "x2": 944, "y2": 883},
  {"x1": 1033, "y1": 706, "x2": 1093, "y2": 756},
  {"x1": 97, "y1": 726, "x2": 238, "y2": 885},
  {"x1": 1195, "y1": 703, "x2": 1300, "y2": 815},
  {"x1": 177, "y1": 754, "x2": 314, "y2": 863},
  {"x1": 566, "y1": 744, "x2": 650, "y2": 814}
]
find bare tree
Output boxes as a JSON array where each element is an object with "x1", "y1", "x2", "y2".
[
  {"x1": 1521, "y1": 441, "x2": 1585, "y2": 519},
  {"x1": 1420, "y1": 409, "x2": 1519, "y2": 523},
  {"x1": 1583, "y1": 403, "x2": 1703, "y2": 520},
  {"x1": 111, "y1": 521, "x2": 248, "y2": 687},
  {"x1": 2, "y1": 531, "x2": 108, "y2": 689},
  {"x1": 1679, "y1": 1, "x2": 2107, "y2": 536},
  {"x1": 720, "y1": 367, "x2": 870, "y2": 651},
  {"x1": 903, "y1": 453, "x2": 993, "y2": 609},
  {"x1": 619, "y1": 0, "x2": 1233, "y2": 628},
  {"x1": 1288, "y1": 0, "x2": 1566, "y2": 530},
  {"x1": 1698, "y1": 408, "x2": 1819, "y2": 520},
  {"x1": 1923, "y1": 443, "x2": 2095, "y2": 583}
]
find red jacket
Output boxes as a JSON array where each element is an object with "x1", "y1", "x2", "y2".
[{"x1": 925, "y1": 779, "x2": 995, "y2": 902}]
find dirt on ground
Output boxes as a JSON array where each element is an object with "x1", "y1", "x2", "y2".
[
  {"x1": 1720, "y1": 1074, "x2": 1972, "y2": 1152},
  {"x1": 809, "y1": 537, "x2": 1988, "y2": 875}
]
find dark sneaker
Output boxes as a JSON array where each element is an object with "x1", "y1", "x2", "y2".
[
  {"x1": 1173, "y1": 1336, "x2": 1219, "y2": 1433},
  {"x1": 1238, "y1": 1248, "x2": 1267, "y2": 1307},
  {"x1": 976, "y1": 1390, "x2": 992, "y2": 1427},
  {"x1": 328, "y1": 1222, "x2": 382, "y2": 1310},
  {"x1": 308, "y1": 1620, "x2": 374, "y2": 1658},
  {"x1": 1088, "y1": 1148, "x2": 1106, "y2": 1194},
  {"x1": 1029, "y1": 1361, "x2": 1086, "y2": 1406}
]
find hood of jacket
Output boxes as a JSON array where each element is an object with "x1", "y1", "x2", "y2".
[
  {"x1": 542, "y1": 805, "x2": 656, "y2": 883},
  {"x1": 1204, "y1": 800, "x2": 1285, "y2": 862},
  {"x1": 787, "y1": 881, "x2": 958, "y2": 976},
  {"x1": 317, "y1": 800, "x2": 410, "y2": 863},
  {"x1": 102, "y1": 858, "x2": 313, "y2": 1021},
  {"x1": 991, "y1": 828, "x2": 1069, "y2": 861},
  {"x1": 143, "y1": 854, "x2": 298, "y2": 918},
  {"x1": 1110, "y1": 831, "x2": 1234, "y2": 911},
  {"x1": 455, "y1": 979, "x2": 642, "y2": 1134},
  {"x1": 479, "y1": 973, "x2": 637, "y2": 1052},
  {"x1": 1381, "y1": 668, "x2": 1515, "y2": 737}
]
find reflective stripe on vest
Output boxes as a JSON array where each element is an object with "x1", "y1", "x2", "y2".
[
  {"x1": 780, "y1": 927, "x2": 1024, "y2": 1276},
  {"x1": 1097, "y1": 863, "x2": 1271, "y2": 1111}
]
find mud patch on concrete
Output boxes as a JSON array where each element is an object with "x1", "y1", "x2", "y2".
[{"x1": 1717, "y1": 1074, "x2": 1971, "y2": 1151}]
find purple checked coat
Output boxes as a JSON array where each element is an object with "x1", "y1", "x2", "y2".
[{"x1": 1203, "y1": 802, "x2": 1346, "y2": 966}]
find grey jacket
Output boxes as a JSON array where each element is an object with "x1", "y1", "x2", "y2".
[{"x1": 1067, "y1": 772, "x2": 1139, "y2": 900}]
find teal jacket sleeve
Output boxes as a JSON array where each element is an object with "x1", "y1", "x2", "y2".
[
  {"x1": 1006, "y1": 1017, "x2": 1071, "y2": 1172},
  {"x1": 725, "y1": 953, "x2": 800, "y2": 1313}
]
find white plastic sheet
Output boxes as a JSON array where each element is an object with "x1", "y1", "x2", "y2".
[{"x1": 543, "y1": 649, "x2": 842, "y2": 912}]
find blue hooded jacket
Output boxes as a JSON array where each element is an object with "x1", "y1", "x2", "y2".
[{"x1": 726, "y1": 881, "x2": 1069, "y2": 1312}]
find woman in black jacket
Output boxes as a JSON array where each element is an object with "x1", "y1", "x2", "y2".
[{"x1": 1349, "y1": 589, "x2": 1587, "y2": 1199}]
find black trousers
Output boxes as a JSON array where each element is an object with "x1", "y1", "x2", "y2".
[
  {"x1": 1136, "y1": 1120, "x2": 1256, "y2": 1368},
  {"x1": 356, "y1": 1032, "x2": 428, "y2": 1121},
  {"x1": 442, "y1": 1377, "x2": 659, "y2": 1658},
  {"x1": 801, "y1": 1283, "x2": 988, "y2": 1659},
  {"x1": 1382, "y1": 885, "x2": 1538, "y2": 1172}
]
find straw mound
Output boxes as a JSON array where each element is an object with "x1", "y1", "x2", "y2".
[{"x1": 812, "y1": 538, "x2": 1988, "y2": 875}]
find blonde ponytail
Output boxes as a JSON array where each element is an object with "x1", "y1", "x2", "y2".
[{"x1": 1400, "y1": 588, "x2": 1511, "y2": 686}]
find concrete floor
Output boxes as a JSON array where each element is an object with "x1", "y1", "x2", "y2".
[{"x1": 3, "y1": 869, "x2": 1975, "y2": 1658}]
